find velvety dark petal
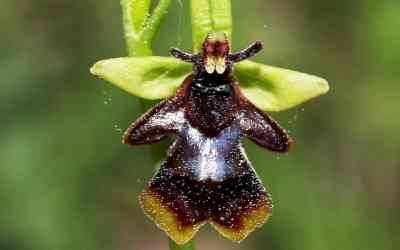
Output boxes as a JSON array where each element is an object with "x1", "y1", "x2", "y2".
[
  {"x1": 123, "y1": 102, "x2": 184, "y2": 145},
  {"x1": 123, "y1": 76, "x2": 192, "y2": 145},
  {"x1": 235, "y1": 85, "x2": 292, "y2": 152},
  {"x1": 228, "y1": 41, "x2": 263, "y2": 63}
]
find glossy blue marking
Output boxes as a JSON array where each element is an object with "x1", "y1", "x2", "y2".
[{"x1": 177, "y1": 122, "x2": 242, "y2": 181}]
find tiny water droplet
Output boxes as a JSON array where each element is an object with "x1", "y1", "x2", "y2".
[{"x1": 114, "y1": 125, "x2": 123, "y2": 133}]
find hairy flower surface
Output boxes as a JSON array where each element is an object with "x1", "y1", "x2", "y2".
[{"x1": 122, "y1": 33, "x2": 292, "y2": 244}]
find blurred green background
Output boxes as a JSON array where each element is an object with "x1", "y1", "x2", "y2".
[{"x1": 1, "y1": 1, "x2": 399, "y2": 250}]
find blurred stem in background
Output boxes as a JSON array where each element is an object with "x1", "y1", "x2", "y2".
[
  {"x1": 170, "y1": 239, "x2": 196, "y2": 250},
  {"x1": 120, "y1": 0, "x2": 232, "y2": 249},
  {"x1": 121, "y1": 0, "x2": 172, "y2": 56},
  {"x1": 121, "y1": 0, "x2": 173, "y2": 163}
]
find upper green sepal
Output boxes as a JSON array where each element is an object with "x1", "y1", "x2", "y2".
[
  {"x1": 91, "y1": 56, "x2": 329, "y2": 112},
  {"x1": 91, "y1": 57, "x2": 191, "y2": 100},
  {"x1": 235, "y1": 61, "x2": 329, "y2": 112}
]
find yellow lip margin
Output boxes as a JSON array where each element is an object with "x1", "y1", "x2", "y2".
[
  {"x1": 140, "y1": 187, "x2": 271, "y2": 244},
  {"x1": 140, "y1": 188, "x2": 206, "y2": 245},
  {"x1": 210, "y1": 204, "x2": 270, "y2": 242}
]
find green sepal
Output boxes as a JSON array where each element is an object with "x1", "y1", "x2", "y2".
[
  {"x1": 91, "y1": 57, "x2": 329, "y2": 111},
  {"x1": 91, "y1": 57, "x2": 191, "y2": 100},
  {"x1": 235, "y1": 61, "x2": 329, "y2": 112}
]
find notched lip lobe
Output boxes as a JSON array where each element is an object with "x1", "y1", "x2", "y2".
[{"x1": 141, "y1": 182, "x2": 271, "y2": 243}]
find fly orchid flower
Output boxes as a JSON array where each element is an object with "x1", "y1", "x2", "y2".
[{"x1": 91, "y1": 32, "x2": 328, "y2": 244}]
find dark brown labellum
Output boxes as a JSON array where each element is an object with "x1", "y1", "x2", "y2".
[{"x1": 123, "y1": 32, "x2": 292, "y2": 244}]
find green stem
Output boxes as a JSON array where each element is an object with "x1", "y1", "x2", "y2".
[
  {"x1": 121, "y1": 0, "x2": 172, "y2": 56},
  {"x1": 169, "y1": 239, "x2": 195, "y2": 250},
  {"x1": 121, "y1": 0, "x2": 152, "y2": 56},
  {"x1": 190, "y1": 0, "x2": 232, "y2": 52},
  {"x1": 142, "y1": 0, "x2": 172, "y2": 44}
]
